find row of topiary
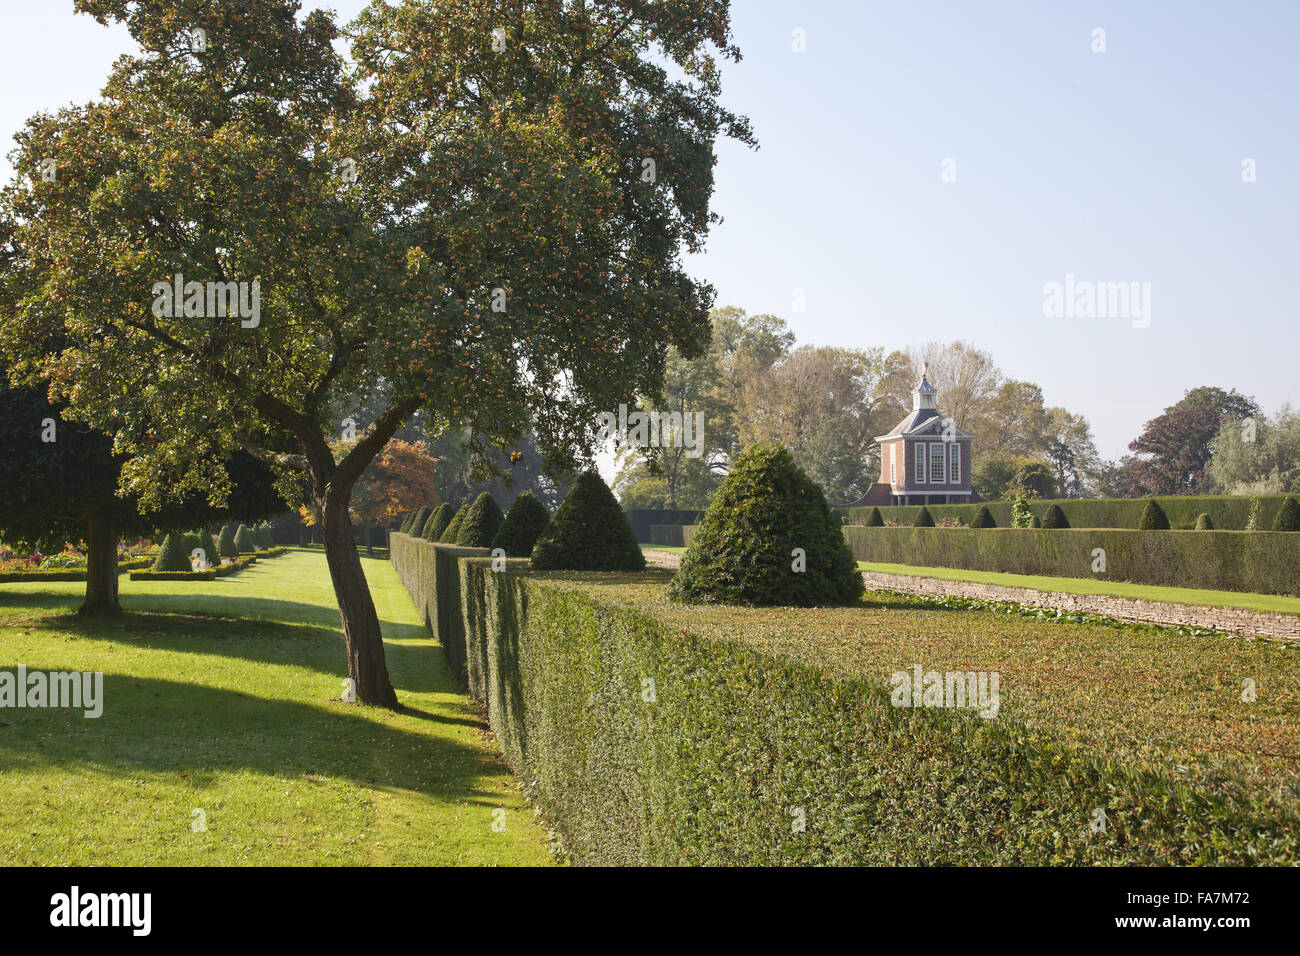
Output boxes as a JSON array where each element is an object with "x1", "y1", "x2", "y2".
[
  {"x1": 150, "y1": 522, "x2": 277, "y2": 572},
  {"x1": 856, "y1": 496, "x2": 1300, "y2": 532},
  {"x1": 396, "y1": 473, "x2": 645, "y2": 571}
]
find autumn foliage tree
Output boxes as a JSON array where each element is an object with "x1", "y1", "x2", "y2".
[{"x1": 0, "y1": 0, "x2": 749, "y2": 704}]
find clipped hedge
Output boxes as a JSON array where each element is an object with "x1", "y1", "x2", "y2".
[
  {"x1": 842, "y1": 494, "x2": 1296, "y2": 531},
  {"x1": 649, "y1": 524, "x2": 688, "y2": 547},
  {"x1": 129, "y1": 554, "x2": 258, "y2": 581},
  {"x1": 390, "y1": 536, "x2": 1300, "y2": 864},
  {"x1": 842, "y1": 527, "x2": 1300, "y2": 596},
  {"x1": 0, "y1": 556, "x2": 155, "y2": 583},
  {"x1": 389, "y1": 534, "x2": 490, "y2": 683}
]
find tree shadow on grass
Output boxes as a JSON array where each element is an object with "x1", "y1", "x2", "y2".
[
  {"x1": 0, "y1": 675, "x2": 510, "y2": 805},
  {"x1": 0, "y1": 595, "x2": 452, "y2": 699}
]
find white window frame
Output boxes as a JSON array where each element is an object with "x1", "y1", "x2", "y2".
[
  {"x1": 889, "y1": 444, "x2": 896, "y2": 485},
  {"x1": 950, "y1": 443, "x2": 961, "y2": 484},
  {"x1": 914, "y1": 443, "x2": 926, "y2": 484},
  {"x1": 930, "y1": 443, "x2": 946, "y2": 485}
]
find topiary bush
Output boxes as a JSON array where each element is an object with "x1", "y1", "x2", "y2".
[
  {"x1": 399, "y1": 513, "x2": 415, "y2": 534},
  {"x1": 217, "y1": 524, "x2": 238, "y2": 561},
  {"x1": 1029, "y1": 515, "x2": 1042, "y2": 528},
  {"x1": 455, "y1": 492, "x2": 504, "y2": 548},
  {"x1": 151, "y1": 534, "x2": 193, "y2": 572},
  {"x1": 195, "y1": 531, "x2": 220, "y2": 568},
  {"x1": 492, "y1": 491, "x2": 550, "y2": 557},
  {"x1": 1041, "y1": 504, "x2": 1070, "y2": 529},
  {"x1": 422, "y1": 503, "x2": 454, "y2": 541},
  {"x1": 913, "y1": 506, "x2": 935, "y2": 528},
  {"x1": 668, "y1": 444, "x2": 862, "y2": 606},
  {"x1": 408, "y1": 506, "x2": 432, "y2": 539},
  {"x1": 531, "y1": 471, "x2": 645, "y2": 571},
  {"x1": 1138, "y1": 499, "x2": 1170, "y2": 530},
  {"x1": 970, "y1": 505, "x2": 996, "y2": 529},
  {"x1": 440, "y1": 503, "x2": 470, "y2": 543},
  {"x1": 865, "y1": 507, "x2": 884, "y2": 527},
  {"x1": 1195, "y1": 513, "x2": 1214, "y2": 531},
  {"x1": 233, "y1": 523, "x2": 257, "y2": 554},
  {"x1": 1273, "y1": 496, "x2": 1300, "y2": 532}
]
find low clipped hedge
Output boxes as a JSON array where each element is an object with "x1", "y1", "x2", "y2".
[
  {"x1": 649, "y1": 524, "x2": 688, "y2": 547},
  {"x1": 842, "y1": 494, "x2": 1295, "y2": 530},
  {"x1": 391, "y1": 535, "x2": 1299, "y2": 864},
  {"x1": 842, "y1": 527, "x2": 1300, "y2": 596},
  {"x1": 129, "y1": 554, "x2": 259, "y2": 581}
]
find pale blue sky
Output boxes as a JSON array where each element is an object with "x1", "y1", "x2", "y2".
[{"x1": 2, "y1": 1, "x2": 1295, "y2": 460}]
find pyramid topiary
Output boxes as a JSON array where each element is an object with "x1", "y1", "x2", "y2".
[
  {"x1": 865, "y1": 507, "x2": 884, "y2": 527},
  {"x1": 1029, "y1": 515, "x2": 1042, "y2": 528},
  {"x1": 531, "y1": 471, "x2": 645, "y2": 571},
  {"x1": 1195, "y1": 513, "x2": 1214, "y2": 531},
  {"x1": 1138, "y1": 499, "x2": 1170, "y2": 530},
  {"x1": 913, "y1": 506, "x2": 935, "y2": 527},
  {"x1": 1272, "y1": 496, "x2": 1300, "y2": 532},
  {"x1": 439, "y1": 503, "x2": 470, "y2": 542},
  {"x1": 492, "y1": 491, "x2": 550, "y2": 557},
  {"x1": 195, "y1": 531, "x2": 220, "y2": 568},
  {"x1": 217, "y1": 524, "x2": 238, "y2": 561},
  {"x1": 1041, "y1": 504, "x2": 1070, "y2": 529},
  {"x1": 233, "y1": 523, "x2": 257, "y2": 554},
  {"x1": 455, "y1": 492, "x2": 504, "y2": 548},
  {"x1": 151, "y1": 534, "x2": 193, "y2": 572},
  {"x1": 422, "y1": 503, "x2": 454, "y2": 541},
  {"x1": 399, "y1": 513, "x2": 414, "y2": 534},
  {"x1": 407, "y1": 506, "x2": 432, "y2": 538},
  {"x1": 668, "y1": 444, "x2": 862, "y2": 606},
  {"x1": 970, "y1": 505, "x2": 996, "y2": 529}
]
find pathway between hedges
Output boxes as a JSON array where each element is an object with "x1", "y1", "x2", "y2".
[{"x1": 639, "y1": 549, "x2": 1300, "y2": 642}]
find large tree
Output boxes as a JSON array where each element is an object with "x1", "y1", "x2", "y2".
[
  {"x1": 0, "y1": 0, "x2": 750, "y2": 704},
  {"x1": 0, "y1": 377, "x2": 287, "y2": 614},
  {"x1": 1119, "y1": 387, "x2": 1260, "y2": 495}
]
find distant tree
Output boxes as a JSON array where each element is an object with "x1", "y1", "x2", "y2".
[
  {"x1": 1206, "y1": 406, "x2": 1300, "y2": 496},
  {"x1": 1011, "y1": 460, "x2": 1058, "y2": 500},
  {"x1": 972, "y1": 454, "x2": 1019, "y2": 502},
  {"x1": 1120, "y1": 387, "x2": 1260, "y2": 495}
]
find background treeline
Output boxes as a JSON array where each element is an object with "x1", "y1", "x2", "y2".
[{"x1": 614, "y1": 306, "x2": 1299, "y2": 508}]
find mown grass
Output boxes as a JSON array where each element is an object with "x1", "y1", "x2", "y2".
[
  {"x1": 0, "y1": 549, "x2": 555, "y2": 866},
  {"x1": 856, "y1": 560, "x2": 1300, "y2": 615},
  {"x1": 543, "y1": 569, "x2": 1300, "y2": 796}
]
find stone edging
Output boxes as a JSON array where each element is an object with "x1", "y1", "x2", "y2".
[
  {"x1": 641, "y1": 550, "x2": 1298, "y2": 642},
  {"x1": 859, "y1": 570, "x2": 1300, "y2": 643}
]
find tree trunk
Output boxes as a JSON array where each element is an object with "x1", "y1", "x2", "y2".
[
  {"x1": 80, "y1": 508, "x2": 121, "y2": 616},
  {"x1": 321, "y1": 492, "x2": 397, "y2": 707}
]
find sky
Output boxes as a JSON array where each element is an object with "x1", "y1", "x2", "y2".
[{"x1": 1, "y1": 0, "x2": 1296, "y2": 463}]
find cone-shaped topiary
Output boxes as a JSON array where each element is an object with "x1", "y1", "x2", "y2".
[
  {"x1": 439, "y1": 503, "x2": 470, "y2": 542},
  {"x1": 151, "y1": 534, "x2": 193, "y2": 572},
  {"x1": 1029, "y1": 515, "x2": 1042, "y2": 528},
  {"x1": 668, "y1": 444, "x2": 862, "y2": 607},
  {"x1": 217, "y1": 524, "x2": 238, "y2": 561},
  {"x1": 1041, "y1": 504, "x2": 1070, "y2": 529},
  {"x1": 195, "y1": 531, "x2": 220, "y2": 568},
  {"x1": 1194, "y1": 513, "x2": 1214, "y2": 530},
  {"x1": 970, "y1": 505, "x2": 996, "y2": 529},
  {"x1": 492, "y1": 491, "x2": 551, "y2": 557},
  {"x1": 233, "y1": 523, "x2": 256, "y2": 554},
  {"x1": 1272, "y1": 496, "x2": 1300, "y2": 531},
  {"x1": 407, "y1": 506, "x2": 432, "y2": 538},
  {"x1": 913, "y1": 506, "x2": 935, "y2": 527},
  {"x1": 455, "y1": 492, "x2": 504, "y2": 548},
  {"x1": 261, "y1": 526, "x2": 276, "y2": 549},
  {"x1": 531, "y1": 471, "x2": 645, "y2": 571},
  {"x1": 422, "y1": 503, "x2": 454, "y2": 541},
  {"x1": 1138, "y1": 499, "x2": 1170, "y2": 530},
  {"x1": 865, "y1": 507, "x2": 884, "y2": 527},
  {"x1": 399, "y1": 513, "x2": 414, "y2": 534}
]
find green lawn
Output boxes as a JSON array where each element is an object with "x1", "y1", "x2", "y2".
[
  {"x1": 857, "y1": 560, "x2": 1300, "y2": 616},
  {"x1": 0, "y1": 549, "x2": 555, "y2": 866}
]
